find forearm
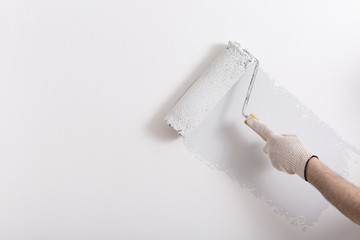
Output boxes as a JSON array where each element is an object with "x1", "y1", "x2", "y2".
[{"x1": 307, "y1": 157, "x2": 360, "y2": 225}]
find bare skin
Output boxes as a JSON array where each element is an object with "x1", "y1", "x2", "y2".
[{"x1": 307, "y1": 157, "x2": 360, "y2": 225}]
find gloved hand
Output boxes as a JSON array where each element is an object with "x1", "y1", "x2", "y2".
[{"x1": 245, "y1": 117, "x2": 314, "y2": 179}]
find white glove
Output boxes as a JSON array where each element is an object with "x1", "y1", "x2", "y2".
[{"x1": 245, "y1": 117, "x2": 314, "y2": 179}]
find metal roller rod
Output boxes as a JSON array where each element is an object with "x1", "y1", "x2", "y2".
[{"x1": 241, "y1": 50, "x2": 259, "y2": 119}]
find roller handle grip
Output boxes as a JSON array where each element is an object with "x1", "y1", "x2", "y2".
[{"x1": 244, "y1": 114, "x2": 267, "y2": 141}]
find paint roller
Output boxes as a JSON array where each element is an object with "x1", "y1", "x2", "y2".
[{"x1": 165, "y1": 41, "x2": 265, "y2": 140}]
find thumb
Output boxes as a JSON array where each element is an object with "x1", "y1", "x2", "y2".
[{"x1": 245, "y1": 117, "x2": 278, "y2": 141}]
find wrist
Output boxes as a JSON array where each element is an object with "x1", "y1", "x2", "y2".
[{"x1": 304, "y1": 156, "x2": 321, "y2": 183}]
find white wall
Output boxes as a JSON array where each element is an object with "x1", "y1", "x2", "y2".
[{"x1": 0, "y1": 0, "x2": 360, "y2": 239}]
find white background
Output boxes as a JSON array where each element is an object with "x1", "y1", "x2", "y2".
[{"x1": 0, "y1": 0, "x2": 360, "y2": 239}]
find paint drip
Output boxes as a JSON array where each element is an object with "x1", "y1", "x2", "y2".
[{"x1": 183, "y1": 67, "x2": 359, "y2": 229}]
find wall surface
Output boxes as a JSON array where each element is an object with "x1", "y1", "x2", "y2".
[{"x1": 0, "y1": 0, "x2": 360, "y2": 239}]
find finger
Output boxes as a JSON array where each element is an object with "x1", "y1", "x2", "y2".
[
  {"x1": 282, "y1": 134, "x2": 296, "y2": 137},
  {"x1": 263, "y1": 144, "x2": 269, "y2": 155},
  {"x1": 246, "y1": 117, "x2": 278, "y2": 141}
]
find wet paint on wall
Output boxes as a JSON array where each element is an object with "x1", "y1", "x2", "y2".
[{"x1": 183, "y1": 67, "x2": 359, "y2": 229}]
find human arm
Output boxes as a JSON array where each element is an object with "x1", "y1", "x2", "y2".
[
  {"x1": 307, "y1": 157, "x2": 360, "y2": 225},
  {"x1": 245, "y1": 117, "x2": 360, "y2": 225}
]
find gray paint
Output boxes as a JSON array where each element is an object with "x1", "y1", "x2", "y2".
[{"x1": 183, "y1": 67, "x2": 358, "y2": 229}]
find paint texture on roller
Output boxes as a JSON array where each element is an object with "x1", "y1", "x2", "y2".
[
  {"x1": 183, "y1": 67, "x2": 359, "y2": 229},
  {"x1": 165, "y1": 42, "x2": 251, "y2": 136}
]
